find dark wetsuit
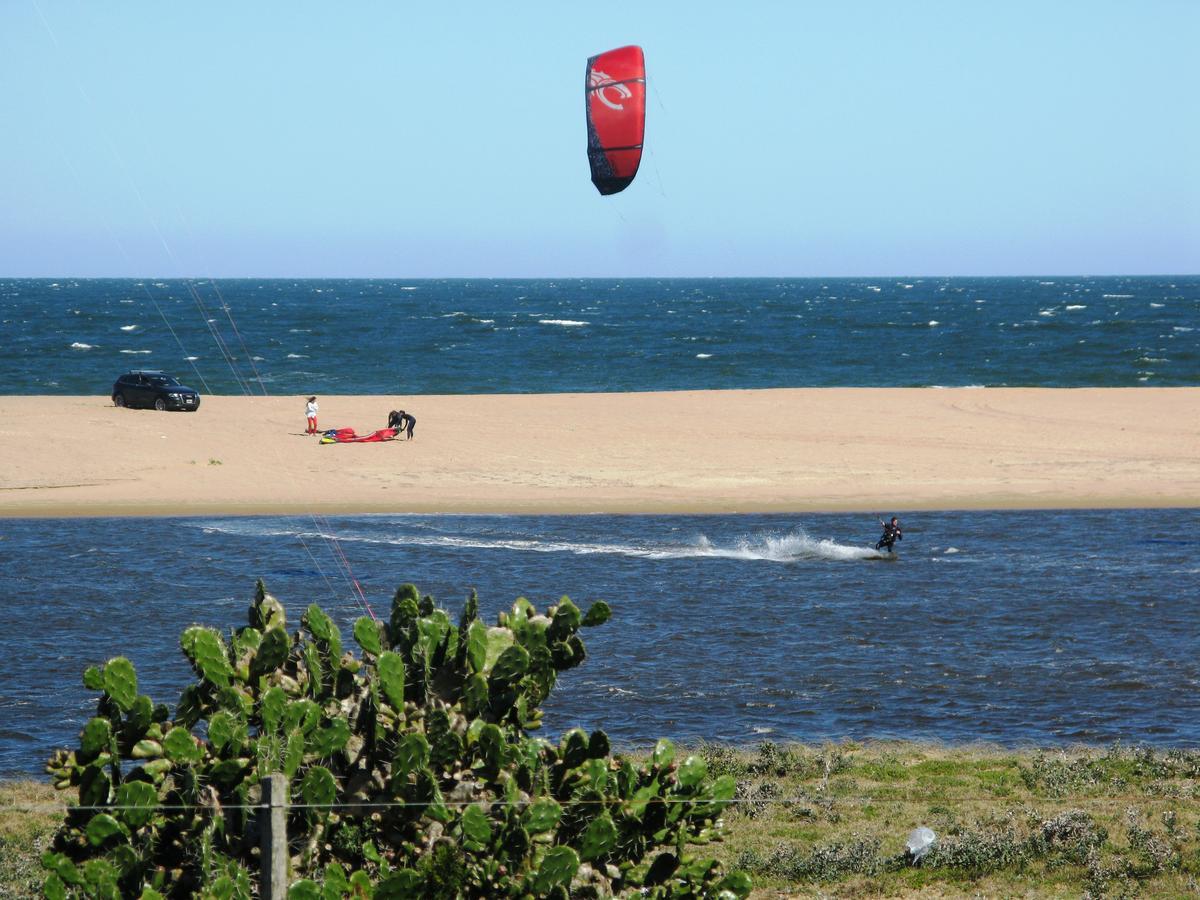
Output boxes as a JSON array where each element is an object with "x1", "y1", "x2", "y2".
[
  {"x1": 876, "y1": 521, "x2": 902, "y2": 552},
  {"x1": 389, "y1": 410, "x2": 415, "y2": 440}
]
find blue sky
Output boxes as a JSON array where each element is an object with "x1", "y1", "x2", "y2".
[{"x1": 2, "y1": 1, "x2": 1196, "y2": 277}]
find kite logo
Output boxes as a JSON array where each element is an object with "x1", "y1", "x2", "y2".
[{"x1": 589, "y1": 69, "x2": 632, "y2": 111}]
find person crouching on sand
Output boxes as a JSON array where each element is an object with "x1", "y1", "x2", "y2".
[{"x1": 305, "y1": 396, "x2": 319, "y2": 435}]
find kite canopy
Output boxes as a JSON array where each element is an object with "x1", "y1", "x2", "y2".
[
  {"x1": 319, "y1": 427, "x2": 397, "y2": 444},
  {"x1": 585, "y1": 45, "x2": 646, "y2": 195}
]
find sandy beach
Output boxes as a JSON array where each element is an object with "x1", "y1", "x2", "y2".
[{"x1": 0, "y1": 388, "x2": 1196, "y2": 517}]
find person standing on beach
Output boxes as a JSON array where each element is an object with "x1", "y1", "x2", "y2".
[{"x1": 305, "y1": 396, "x2": 319, "y2": 435}]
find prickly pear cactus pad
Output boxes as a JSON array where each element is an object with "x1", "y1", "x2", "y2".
[{"x1": 43, "y1": 581, "x2": 750, "y2": 899}]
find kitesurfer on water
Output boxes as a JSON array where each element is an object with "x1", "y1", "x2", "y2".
[{"x1": 876, "y1": 516, "x2": 902, "y2": 552}]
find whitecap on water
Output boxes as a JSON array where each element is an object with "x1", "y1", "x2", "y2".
[
  {"x1": 70, "y1": 342, "x2": 93, "y2": 350},
  {"x1": 538, "y1": 319, "x2": 589, "y2": 327},
  {"x1": 695, "y1": 353, "x2": 713, "y2": 359},
  {"x1": 687, "y1": 529, "x2": 887, "y2": 563},
  {"x1": 120, "y1": 324, "x2": 137, "y2": 331}
]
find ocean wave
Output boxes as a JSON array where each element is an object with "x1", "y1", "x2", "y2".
[
  {"x1": 70, "y1": 342, "x2": 93, "y2": 350},
  {"x1": 695, "y1": 353, "x2": 713, "y2": 359},
  {"x1": 120, "y1": 349, "x2": 151, "y2": 354},
  {"x1": 120, "y1": 325, "x2": 137, "y2": 331},
  {"x1": 538, "y1": 319, "x2": 589, "y2": 327}
]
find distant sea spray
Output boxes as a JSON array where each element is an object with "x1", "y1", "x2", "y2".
[{"x1": 1, "y1": 276, "x2": 1196, "y2": 395}]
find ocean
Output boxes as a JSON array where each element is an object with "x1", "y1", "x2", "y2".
[
  {"x1": 2, "y1": 509, "x2": 1198, "y2": 777},
  {"x1": 1, "y1": 276, "x2": 1197, "y2": 394}
]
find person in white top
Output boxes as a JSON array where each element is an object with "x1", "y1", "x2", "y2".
[{"x1": 305, "y1": 396, "x2": 319, "y2": 435}]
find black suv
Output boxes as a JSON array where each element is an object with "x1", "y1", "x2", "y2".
[{"x1": 111, "y1": 370, "x2": 201, "y2": 411}]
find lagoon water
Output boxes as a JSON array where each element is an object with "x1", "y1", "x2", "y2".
[
  {"x1": 1, "y1": 276, "x2": 1197, "y2": 394},
  {"x1": 2, "y1": 509, "x2": 1198, "y2": 776}
]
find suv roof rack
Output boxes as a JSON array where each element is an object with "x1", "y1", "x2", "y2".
[{"x1": 126, "y1": 369, "x2": 166, "y2": 375}]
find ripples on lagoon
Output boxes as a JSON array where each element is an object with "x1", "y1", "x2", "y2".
[{"x1": 2, "y1": 509, "x2": 1198, "y2": 776}]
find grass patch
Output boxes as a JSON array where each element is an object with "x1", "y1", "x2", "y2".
[
  {"x1": 1, "y1": 781, "x2": 60, "y2": 900},
  {"x1": 673, "y1": 741, "x2": 1200, "y2": 897}
]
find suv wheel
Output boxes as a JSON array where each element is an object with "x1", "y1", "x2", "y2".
[
  {"x1": 154, "y1": 397, "x2": 167, "y2": 411},
  {"x1": 114, "y1": 394, "x2": 127, "y2": 408}
]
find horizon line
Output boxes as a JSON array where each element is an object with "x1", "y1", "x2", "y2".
[{"x1": 3, "y1": 272, "x2": 1198, "y2": 281}]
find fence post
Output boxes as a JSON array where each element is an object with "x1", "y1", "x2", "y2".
[{"x1": 262, "y1": 772, "x2": 289, "y2": 900}]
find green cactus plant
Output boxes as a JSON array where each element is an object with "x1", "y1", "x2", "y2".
[{"x1": 43, "y1": 579, "x2": 749, "y2": 898}]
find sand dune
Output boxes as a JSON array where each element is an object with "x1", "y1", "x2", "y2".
[{"x1": 0, "y1": 388, "x2": 1196, "y2": 517}]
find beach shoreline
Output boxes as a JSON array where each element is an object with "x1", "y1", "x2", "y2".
[{"x1": 1, "y1": 388, "x2": 1197, "y2": 518}]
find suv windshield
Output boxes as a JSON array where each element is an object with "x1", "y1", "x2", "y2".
[{"x1": 148, "y1": 375, "x2": 181, "y2": 387}]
